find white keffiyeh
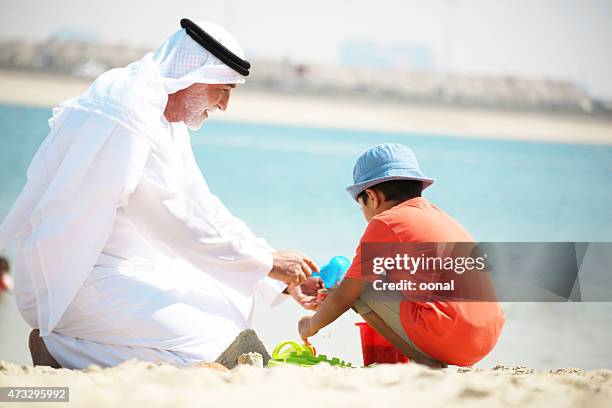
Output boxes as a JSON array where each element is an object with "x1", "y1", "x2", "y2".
[{"x1": 154, "y1": 21, "x2": 247, "y2": 93}]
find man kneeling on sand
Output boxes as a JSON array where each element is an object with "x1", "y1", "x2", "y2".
[
  {"x1": 299, "y1": 143, "x2": 505, "y2": 367},
  {"x1": 1, "y1": 20, "x2": 320, "y2": 370}
]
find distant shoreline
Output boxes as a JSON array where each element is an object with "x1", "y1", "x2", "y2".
[{"x1": 1, "y1": 69, "x2": 612, "y2": 145}]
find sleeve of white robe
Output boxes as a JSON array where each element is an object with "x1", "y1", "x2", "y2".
[
  {"x1": 125, "y1": 153, "x2": 275, "y2": 298},
  {"x1": 184, "y1": 189, "x2": 288, "y2": 307},
  {"x1": 175, "y1": 128, "x2": 288, "y2": 306}
]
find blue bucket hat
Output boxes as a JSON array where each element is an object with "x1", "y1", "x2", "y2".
[{"x1": 346, "y1": 143, "x2": 435, "y2": 201}]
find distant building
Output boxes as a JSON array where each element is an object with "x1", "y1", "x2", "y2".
[{"x1": 0, "y1": 38, "x2": 605, "y2": 115}]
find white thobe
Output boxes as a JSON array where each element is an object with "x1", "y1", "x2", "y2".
[{"x1": 8, "y1": 106, "x2": 286, "y2": 369}]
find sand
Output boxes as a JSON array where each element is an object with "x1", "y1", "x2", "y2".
[
  {"x1": 0, "y1": 360, "x2": 610, "y2": 408},
  {"x1": 1, "y1": 69, "x2": 612, "y2": 145},
  {"x1": 2, "y1": 329, "x2": 610, "y2": 407},
  {"x1": 237, "y1": 353, "x2": 264, "y2": 368}
]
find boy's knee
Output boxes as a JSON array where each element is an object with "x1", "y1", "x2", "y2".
[
  {"x1": 352, "y1": 283, "x2": 387, "y2": 315},
  {"x1": 351, "y1": 296, "x2": 372, "y2": 315}
]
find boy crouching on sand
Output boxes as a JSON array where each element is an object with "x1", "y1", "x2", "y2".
[{"x1": 298, "y1": 143, "x2": 504, "y2": 367}]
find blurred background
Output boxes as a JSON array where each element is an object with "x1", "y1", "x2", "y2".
[{"x1": 1, "y1": 0, "x2": 611, "y2": 369}]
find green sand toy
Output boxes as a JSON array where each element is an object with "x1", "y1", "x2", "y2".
[{"x1": 267, "y1": 341, "x2": 353, "y2": 368}]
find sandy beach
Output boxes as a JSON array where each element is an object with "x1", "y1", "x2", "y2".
[
  {"x1": 1, "y1": 360, "x2": 610, "y2": 408},
  {"x1": 1, "y1": 69, "x2": 612, "y2": 145}
]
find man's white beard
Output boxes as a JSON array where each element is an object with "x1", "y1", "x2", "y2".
[
  {"x1": 183, "y1": 94, "x2": 216, "y2": 131},
  {"x1": 184, "y1": 115, "x2": 207, "y2": 131}
]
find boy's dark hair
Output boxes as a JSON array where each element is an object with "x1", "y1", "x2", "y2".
[
  {"x1": 357, "y1": 179, "x2": 423, "y2": 204},
  {"x1": 0, "y1": 256, "x2": 9, "y2": 273}
]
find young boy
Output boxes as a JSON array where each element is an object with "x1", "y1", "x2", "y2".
[{"x1": 298, "y1": 143, "x2": 504, "y2": 367}]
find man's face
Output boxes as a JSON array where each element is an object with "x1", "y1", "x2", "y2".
[{"x1": 170, "y1": 83, "x2": 235, "y2": 130}]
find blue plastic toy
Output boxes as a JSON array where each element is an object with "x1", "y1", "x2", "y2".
[{"x1": 312, "y1": 256, "x2": 351, "y2": 288}]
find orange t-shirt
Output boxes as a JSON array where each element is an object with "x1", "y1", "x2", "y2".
[{"x1": 345, "y1": 197, "x2": 505, "y2": 366}]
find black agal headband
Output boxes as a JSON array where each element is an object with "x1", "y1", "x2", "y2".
[{"x1": 180, "y1": 18, "x2": 250, "y2": 77}]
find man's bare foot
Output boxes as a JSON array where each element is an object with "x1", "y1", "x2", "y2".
[
  {"x1": 195, "y1": 362, "x2": 228, "y2": 371},
  {"x1": 29, "y1": 329, "x2": 61, "y2": 368}
]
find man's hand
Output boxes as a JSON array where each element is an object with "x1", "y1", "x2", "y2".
[
  {"x1": 269, "y1": 251, "x2": 318, "y2": 285},
  {"x1": 287, "y1": 277, "x2": 322, "y2": 310},
  {"x1": 298, "y1": 315, "x2": 319, "y2": 344}
]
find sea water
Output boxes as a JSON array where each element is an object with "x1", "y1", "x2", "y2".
[{"x1": 1, "y1": 104, "x2": 611, "y2": 368}]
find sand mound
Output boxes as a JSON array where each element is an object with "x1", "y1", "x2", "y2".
[{"x1": 215, "y1": 329, "x2": 271, "y2": 369}]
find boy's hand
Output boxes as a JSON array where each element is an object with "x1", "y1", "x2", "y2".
[
  {"x1": 298, "y1": 315, "x2": 319, "y2": 343},
  {"x1": 269, "y1": 251, "x2": 318, "y2": 285},
  {"x1": 287, "y1": 277, "x2": 322, "y2": 310}
]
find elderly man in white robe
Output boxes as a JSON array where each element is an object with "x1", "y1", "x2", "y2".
[{"x1": 0, "y1": 19, "x2": 320, "y2": 369}]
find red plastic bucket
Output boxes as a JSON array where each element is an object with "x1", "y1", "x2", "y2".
[{"x1": 355, "y1": 322, "x2": 409, "y2": 366}]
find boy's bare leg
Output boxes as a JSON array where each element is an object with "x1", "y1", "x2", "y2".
[
  {"x1": 360, "y1": 311, "x2": 447, "y2": 369},
  {"x1": 29, "y1": 329, "x2": 61, "y2": 368}
]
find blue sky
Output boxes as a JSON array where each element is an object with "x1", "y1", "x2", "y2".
[{"x1": 1, "y1": 0, "x2": 611, "y2": 99}]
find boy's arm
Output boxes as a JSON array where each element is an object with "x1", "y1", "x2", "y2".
[
  {"x1": 299, "y1": 277, "x2": 363, "y2": 341},
  {"x1": 298, "y1": 219, "x2": 396, "y2": 341}
]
